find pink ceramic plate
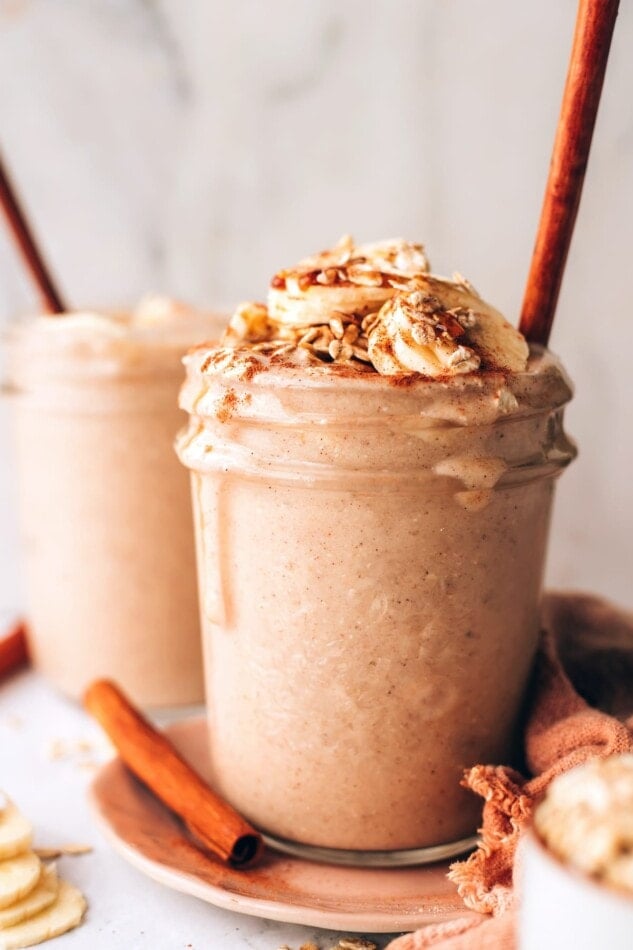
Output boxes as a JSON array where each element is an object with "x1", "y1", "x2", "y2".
[{"x1": 89, "y1": 717, "x2": 475, "y2": 933}]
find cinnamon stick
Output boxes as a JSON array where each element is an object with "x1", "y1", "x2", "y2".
[
  {"x1": 519, "y1": 0, "x2": 620, "y2": 345},
  {"x1": 0, "y1": 623, "x2": 30, "y2": 681},
  {"x1": 0, "y1": 153, "x2": 66, "y2": 314},
  {"x1": 84, "y1": 679, "x2": 263, "y2": 869}
]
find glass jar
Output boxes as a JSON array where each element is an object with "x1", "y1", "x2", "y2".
[
  {"x1": 5, "y1": 310, "x2": 222, "y2": 708},
  {"x1": 177, "y1": 347, "x2": 576, "y2": 864}
]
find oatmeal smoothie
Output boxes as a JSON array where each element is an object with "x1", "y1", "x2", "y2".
[
  {"x1": 7, "y1": 298, "x2": 223, "y2": 707},
  {"x1": 177, "y1": 238, "x2": 575, "y2": 855}
]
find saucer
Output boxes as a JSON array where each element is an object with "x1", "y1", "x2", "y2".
[{"x1": 89, "y1": 717, "x2": 475, "y2": 933}]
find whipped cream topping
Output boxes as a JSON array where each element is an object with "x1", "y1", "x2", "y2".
[
  {"x1": 221, "y1": 236, "x2": 529, "y2": 378},
  {"x1": 535, "y1": 755, "x2": 633, "y2": 894}
]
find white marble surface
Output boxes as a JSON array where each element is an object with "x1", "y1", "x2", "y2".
[{"x1": 1, "y1": 662, "x2": 395, "y2": 950}]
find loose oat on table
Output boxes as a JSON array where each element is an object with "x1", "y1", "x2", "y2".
[
  {"x1": 44, "y1": 735, "x2": 114, "y2": 769},
  {"x1": 45, "y1": 739, "x2": 67, "y2": 762},
  {"x1": 2, "y1": 716, "x2": 23, "y2": 731},
  {"x1": 33, "y1": 843, "x2": 93, "y2": 861},
  {"x1": 274, "y1": 940, "x2": 377, "y2": 950},
  {"x1": 58, "y1": 843, "x2": 92, "y2": 856},
  {"x1": 335, "y1": 939, "x2": 377, "y2": 950},
  {"x1": 33, "y1": 849, "x2": 62, "y2": 861}
]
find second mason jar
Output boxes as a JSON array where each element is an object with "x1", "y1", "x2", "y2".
[{"x1": 6, "y1": 303, "x2": 223, "y2": 708}]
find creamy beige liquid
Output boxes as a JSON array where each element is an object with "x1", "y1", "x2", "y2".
[
  {"x1": 7, "y1": 303, "x2": 223, "y2": 707},
  {"x1": 178, "y1": 349, "x2": 576, "y2": 850}
]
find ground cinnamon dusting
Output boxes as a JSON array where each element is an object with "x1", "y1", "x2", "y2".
[
  {"x1": 215, "y1": 390, "x2": 238, "y2": 423},
  {"x1": 215, "y1": 389, "x2": 252, "y2": 423}
]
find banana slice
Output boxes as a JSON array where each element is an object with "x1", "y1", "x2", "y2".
[
  {"x1": 368, "y1": 290, "x2": 481, "y2": 377},
  {"x1": 412, "y1": 275, "x2": 529, "y2": 373},
  {"x1": 0, "y1": 868, "x2": 58, "y2": 930},
  {"x1": 222, "y1": 301, "x2": 273, "y2": 344},
  {"x1": 0, "y1": 805, "x2": 32, "y2": 862},
  {"x1": 0, "y1": 854, "x2": 41, "y2": 910},
  {"x1": 268, "y1": 283, "x2": 393, "y2": 327},
  {"x1": 268, "y1": 236, "x2": 430, "y2": 327},
  {"x1": 0, "y1": 879, "x2": 86, "y2": 949},
  {"x1": 353, "y1": 238, "x2": 430, "y2": 276},
  {"x1": 295, "y1": 234, "x2": 429, "y2": 276}
]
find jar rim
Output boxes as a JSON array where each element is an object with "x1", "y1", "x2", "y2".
[{"x1": 180, "y1": 345, "x2": 574, "y2": 428}]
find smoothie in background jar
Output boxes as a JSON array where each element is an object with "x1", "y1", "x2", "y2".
[
  {"x1": 6, "y1": 297, "x2": 223, "y2": 708},
  {"x1": 177, "y1": 238, "x2": 576, "y2": 862}
]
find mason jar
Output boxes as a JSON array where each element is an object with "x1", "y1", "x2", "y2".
[
  {"x1": 5, "y1": 307, "x2": 222, "y2": 708},
  {"x1": 177, "y1": 345, "x2": 576, "y2": 864}
]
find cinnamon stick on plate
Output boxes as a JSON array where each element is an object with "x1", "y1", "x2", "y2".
[
  {"x1": 84, "y1": 680, "x2": 263, "y2": 869},
  {"x1": 0, "y1": 623, "x2": 30, "y2": 681}
]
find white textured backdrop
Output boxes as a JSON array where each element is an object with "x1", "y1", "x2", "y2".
[{"x1": 1, "y1": 0, "x2": 632, "y2": 614}]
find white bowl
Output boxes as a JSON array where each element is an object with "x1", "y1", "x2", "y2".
[{"x1": 518, "y1": 828, "x2": 633, "y2": 950}]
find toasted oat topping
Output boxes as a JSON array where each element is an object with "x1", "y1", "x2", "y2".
[
  {"x1": 535, "y1": 754, "x2": 633, "y2": 894},
  {"x1": 273, "y1": 234, "x2": 429, "y2": 288},
  {"x1": 215, "y1": 237, "x2": 528, "y2": 378}
]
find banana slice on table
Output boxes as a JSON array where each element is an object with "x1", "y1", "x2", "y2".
[
  {"x1": 0, "y1": 880, "x2": 86, "y2": 950},
  {"x1": 0, "y1": 868, "x2": 58, "y2": 930},
  {"x1": 0, "y1": 854, "x2": 41, "y2": 910},
  {"x1": 0, "y1": 804, "x2": 32, "y2": 862}
]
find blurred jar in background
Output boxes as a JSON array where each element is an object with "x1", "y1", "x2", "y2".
[{"x1": 5, "y1": 297, "x2": 223, "y2": 708}]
